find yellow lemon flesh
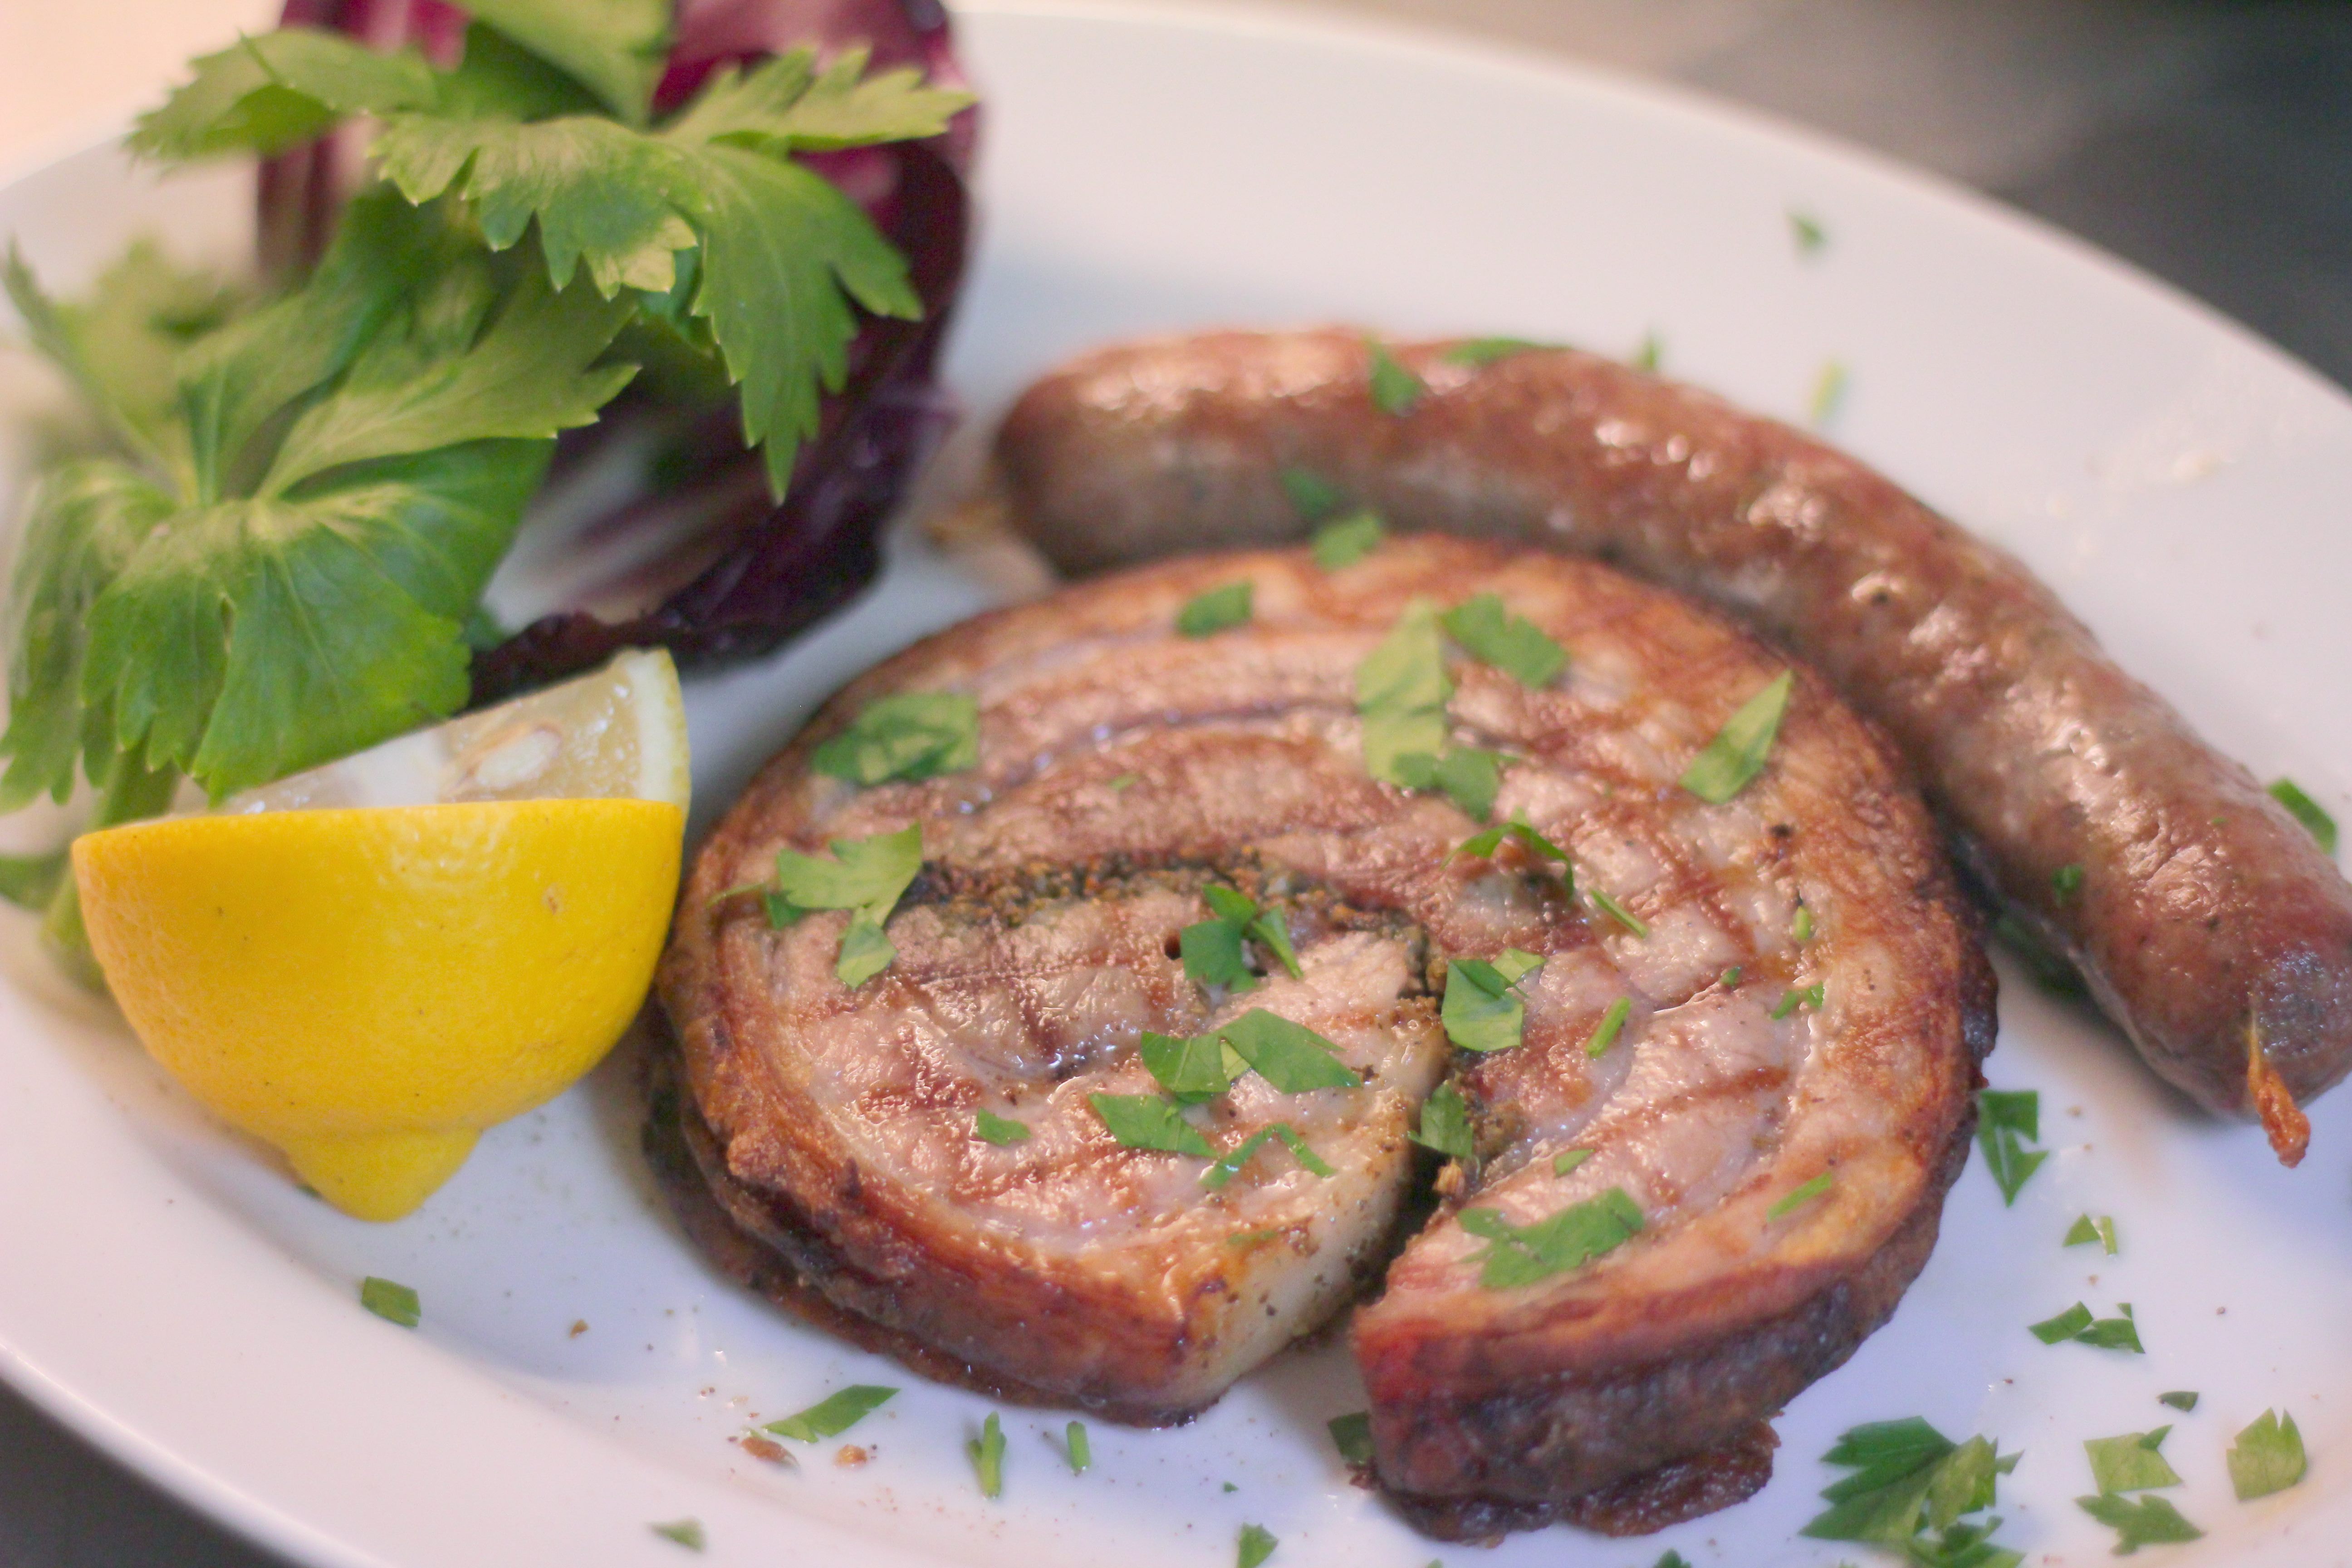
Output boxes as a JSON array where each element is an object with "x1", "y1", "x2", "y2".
[{"x1": 71, "y1": 651, "x2": 689, "y2": 1221}]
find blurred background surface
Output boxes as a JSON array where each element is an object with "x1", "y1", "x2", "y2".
[{"x1": 1, "y1": 2, "x2": 2345, "y2": 1563}]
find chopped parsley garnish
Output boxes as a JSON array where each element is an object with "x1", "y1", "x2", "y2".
[
  {"x1": 1720, "y1": 965, "x2": 1743, "y2": 989},
  {"x1": 1237, "y1": 1523, "x2": 1279, "y2": 1568},
  {"x1": 2085, "y1": 1427, "x2": 2182, "y2": 1493},
  {"x1": 1588, "y1": 886, "x2": 1649, "y2": 939},
  {"x1": 1219, "y1": 1009, "x2": 1361, "y2": 1092},
  {"x1": 1176, "y1": 580, "x2": 1254, "y2": 637},
  {"x1": 1279, "y1": 466, "x2": 1347, "y2": 521},
  {"x1": 1225, "y1": 1228, "x2": 1284, "y2": 1248},
  {"x1": 1632, "y1": 332, "x2": 1663, "y2": 372},
  {"x1": 1441, "y1": 594, "x2": 1566, "y2": 687},
  {"x1": 650, "y1": 1519, "x2": 706, "y2": 1551},
  {"x1": 1680, "y1": 671, "x2": 1794, "y2": 803},
  {"x1": 1395, "y1": 746, "x2": 1503, "y2": 821},
  {"x1": 1790, "y1": 211, "x2": 1828, "y2": 255},
  {"x1": 765, "y1": 824, "x2": 924, "y2": 986},
  {"x1": 1770, "y1": 985, "x2": 1823, "y2": 1020},
  {"x1": 2030, "y1": 1301, "x2": 2142, "y2": 1352},
  {"x1": 1090, "y1": 1093, "x2": 1214, "y2": 1156},
  {"x1": 1992, "y1": 912, "x2": 2088, "y2": 996},
  {"x1": 2269, "y1": 777, "x2": 2337, "y2": 854},
  {"x1": 1312, "y1": 509, "x2": 1385, "y2": 569},
  {"x1": 1107, "y1": 772, "x2": 1139, "y2": 792},
  {"x1": 1179, "y1": 884, "x2": 1300, "y2": 994},
  {"x1": 1454, "y1": 816, "x2": 1570, "y2": 868},
  {"x1": 1792, "y1": 904, "x2": 1814, "y2": 942},
  {"x1": 1458, "y1": 1188, "x2": 1643, "y2": 1289},
  {"x1": 1410, "y1": 1081, "x2": 1475, "y2": 1159},
  {"x1": 2228, "y1": 1410, "x2": 2307, "y2": 1500},
  {"x1": 2158, "y1": 1392, "x2": 2200, "y2": 1413},
  {"x1": 1065, "y1": 1420, "x2": 1091, "y2": 1475},
  {"x1": 1444, "y1": 337, "x2": 1562, "y2": 367},
  {"x1": 972, "y1": 1108, "x2": 1031, "y2": 1146},
  {"x1": 2052, "y1": 862, "x2": 2085, "y2": 901},
  {"x1": 1800, "y1": 1418, "x2": 2020, "y2": 1560},
  {"x1": 811, "y1": 692, "x2": 978, "y2": 786},
  {"x1": 1583, "y1": 996, "x2": 1632, "y2": 1058},
  {"x1": 1553, "y1": 1147, "x2": 1593, "y2": 1176},
  {"x1": 1201, "y1": 1122, "x2": 1334, "y2": 1190},
  {"x1": 2064, "y1": 1214, "x2": 2119, "y2": 1254},
  {"x1": 1442, "y1": 949, "x2": 1544, "y2": 1054},
  {"x1": 1769, "y1": 1171, "x2": 1835, "y2": 1220},
  {"x1": 1651, "y1": 1554, "x2": 1692, "y2": 1568},
  {"x1": 1977, "y1": 1088, "x2": 2049, "y2": 1206},
  {"x1": 968, "y1": 1411, "x2": 1005, "y2": 1499},
  {"x1": 2077, "y1": 1492, "x2": 2202, "y2": 1553},
  {"x1": 1357, "y1": 600, "x2": 1451, "y2": 783},
  {"x1": 1810, "y1": 360, "x2": 1849, "y2": 426},
  {"x1": 1328, "y1": 1411, "x2": 1375, "y2": 1465},
  {"x1": 763, "y1": 1384, "x2": 897, "y2": 1441},
  {"x1": 359, "y1": 1276, "x2": 421, "y2": 1328},
  {"x1": 1366, "y1": 340, "x2": 1424, "y2": 415},
  {"x1": 1140, "y1": 1029, "x2": 1247, "y2": 1104}
]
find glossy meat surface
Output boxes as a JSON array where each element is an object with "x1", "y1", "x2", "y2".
[
  {"x1": 996, "y1": 329, "x2": 2352, "y2": 1162},
  {"x1": 661, "y1": 538, "x2": 1989, "y2": 1525}
]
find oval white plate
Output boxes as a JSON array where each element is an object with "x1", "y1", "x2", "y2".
[{"x1": 3, "y1": 5, "x2": 2350, "y2": 1566}]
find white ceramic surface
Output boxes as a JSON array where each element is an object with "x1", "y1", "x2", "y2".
[{"x1": 2, "y1": 4, "x2": 2349, "y2": 1566}]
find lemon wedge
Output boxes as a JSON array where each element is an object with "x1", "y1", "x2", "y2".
[{"x1": 72, "y1": 650, "x2": 689, "y2": 1221}]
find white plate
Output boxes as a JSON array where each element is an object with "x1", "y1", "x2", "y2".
[{"x1": 4, "y1": 4, "x2": 2351, "y2": 1566}]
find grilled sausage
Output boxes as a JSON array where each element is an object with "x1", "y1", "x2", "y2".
[{"x1": 995, "y1": 329, "x2": 2352, "y2": 1163}]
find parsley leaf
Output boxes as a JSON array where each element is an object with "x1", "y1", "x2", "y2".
[
  {"x1": 1553, "y1": 1147, "x2": 1592, "y2": 1176},
  {"x1": 2086, "y1": 1428, "x2": 2181, "y2": 1494},
  {"x1": 2032, "y1": 1301, "x2": 2142, "y2": 1352},
  {"x1": 811, "y1": 691, "x2": 978, "y2": 786},
  {"x1": 1218, "y1": 1010, "x2": 1360, "y2": 1092},
  {"x1": 1803, "y1": 1421, "x2": 2019, "y2": 1556},
  {"x1": 1442, "y1": 949, "x2": 1544, "y2": 1054},
  {"x1": 1459, "y1": 1188, "x2": 1643, "y2": 1289},
  {"x1": 1089, "y1": 1093, "x2": 1214, "y2": 1158},
  {"x1": 1366, "y1": 340, "x2": 1423, "y2": 415},
  {"x1": 2158, "y1": 1392, "x2": 2200, "y2": 1413},
  {"x1": 968, "y1": 1411, "x2": 1005, "y2": 1499},
  {"x1": 650, "y1": 1518, "x2": 706, "y2": 1551},
  {"x1": 1588, "y1": 886, "x2": 1649, "y2": 938},
  {"x1": 1201, "y1": 1122, "x2": 1334, "y2": 1189},
  {"x1": 1977, "y1": 1088, "x2": 2049, "y2": 1205},
  {"x1": 1454, "y1": 816, "x2": 1570, "y2": 867},
  {"x1": 2269, "y1": 777, "x2": 2337, "y2": 854},
  {"x1": 2065, "y1": 1214, "x2": 2120, "y2": 1255},
  {"x1": 765, "y1": 824, "x2": 923, "y2": 985},
  {"x1": 2030, "y1": 1302, "x2": 2094, "y2": 1343},
  {"x1": 1357, "y1": 600, "x2": 1451, "y2": 780},
  {"x1": 1444, "y1": 336, "x2": 1562, "y2": 367},
  {"x1": 972, "y1": 1108, "x2": 1031, "y2": 1146},
  {"x1": 461, "y1": 0, "x2": 671, "y2": 124},
  {"x1": 1632, "y1": 331, "x2": 1663, "y2": 372},
  {"x1": 130, "y1": 29, "x2": 439, "y2": 162},
  {"x1": 2053, "y1": 862, "x2": 2085, "y2": 900},
  {"x1": 1442, "y1": 593, "x2": 1565, "y2": 687},
  {"x1": 1680, "y1": 670, "x2": 1794, "y2": 803},
  {"x1": 1410, "y1": 1081, "x2": 1475, "y2": 1159},
  {"x1": 2228, "y1": 1410, "x2": 2307, "y2": 1500},
  {"x1": 1328, "y1": 1411, "x2": 1375, "y2": 1466},
  {"x1": 2077, "y1": 1492, "x2": 2202, "y2": 1553},
  {"x1": 1769, "y1": 1171, "x2": 1836, "y2": 1220},
  {"x1": 1397, "y1": 745, "x2": 1503, "y2": 821},
  {"x1": 1064, "y1": 1420, "x2": 1090, "y2": 1475},
  {"x1": 1810, "y1": 360, "x2": 1850, "y2": 426},
  {"x1": 1237, "y1": 1523, "x2": 1279, "y2": 1568},
  {"x1": 764, "y1": 1384, "x2": 896, "y2": 1441},
  {"x1": 1583, "y1": 996, "x2": 1632, "y2": 1058},
  {"x1": 1178, "y1": 886, "x2": 1299, "y2": 993},
  {"x1": 1790, "y1": 210, "x2": 1828, "y2": 255},
  {"x1": 359, "y1": 1276, "x2": 421, "y2": 1327},
  {"x1": 1279, "y1": 466, "x2": 1347, "y2": 520},
  {"x1": 1312, "y1": 509, "x2": 1384, "y2": 569},
  {"x1": 1140, "y1": 1030, "x2": 1247, "y2": 1105},
  {"x1": 1176, "y1": 580, "x2": 1253, "y2": 636}
]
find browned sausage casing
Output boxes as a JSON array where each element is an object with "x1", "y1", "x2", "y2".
[{"x1": 994, "y1": 329, "x2": 2352, "y2": 1163}]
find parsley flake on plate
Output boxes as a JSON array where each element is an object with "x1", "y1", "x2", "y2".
[
  {"x1": 1789, "y1": 210, "x2": 1828, "y2": 255},
  {"x1": 2077, "y1": 1492, "x2": 2202, "y2": 1554},
  {"x1": 2269, "y1": 777, "x2": 2337, "y2": 854},
  {"x1": 972, "y1": 1108, "x2": 1031, "y2": 1146},
  {"x1": 1442, "y1": 949, "x2": 1545, "y2": 1054},
  {"x1": 764, "y1": 824, "x2": 923, "y2": 986},
  {"x1": 2064, "y1": 1214, "x2": 2120, "y2": 1255},
  {"x1": 649, "y1": 1518, "x2": 706, "y2": 1552},
  {"x1": 1632, "y1": 331, "x2": 1663, "y2": 372},
  {"x1": 1312, "y1": 509, "x2": 1385, "y2": 569},
  {"x1": 1176, "y1": 580, "x2": 1253, "y2": 637},
  {"x1": 1328, "y1": 1411, "x2": 1375, "y2": 1465},
  {"x1": 2085, "y1": 1428, "x2": 2182, "y2": 1494},
  {"x1": 2031, "y1": 1301, "x2": 2142, "y2": 1353},
  {"x1": 1237, "y1": 1523, "x2": 1279, "y2": 1568},
  {"x1": 1976, "y1": 1088, "x2": 2049, "y2": 1206},
  {"x1": 968, "y1": 1411, "x2": 1006, "y2": 1499},
  {"x1": 1441, "y1": 593, "x2": 1566, "y2": 687},
  {"x1": 1200, "y1": 1123, "x2": 1334, "y2": 1190},
  {"x1": 1088, "y1": 1093, "x2": 1214, "y2": 1158},
  {"x1": 1064, "y1": 1420, "x2": 1091, "y2": 1475},
  {"x1": 810, "y1": 691, "x2": 977, "y2": 786},
  {"x1": 359, "y1": 1275, "x2": 421, "y2": 1327},
  {"x1": 2228, "y1": 1410, "x2": 2308, "y2": 1501},
  {"x1": 1459, "y1": 1188, "x2": 1643, "y2": 1289},
  {"x1": 1583, "y1": 996, "x2": 1632, "y2": 1058},
  {"x1": 2159, "y1": 1392, "x2": 2200, "y2": 1413},
  {"x1": 1365, "y1": 339, "x2": 1424, "y2": 415},
  {"x1": 1680, "y1": 671, "x2": 1794, "y2": 804},
  {"x1": 1800, "y1": 1419, "x2": 2020, "y2": 1562},
  {"x1": 1810, "y1": 359, "x2": 1850, "y2": 426},
  {"x1": 1409, "y1": 1081, "x2": 1475, "y2": 1159},
  {"x1": 763, "y1": 1384, "x2": 897, "y2": 1442}
]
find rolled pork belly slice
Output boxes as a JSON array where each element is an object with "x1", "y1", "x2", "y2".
[{"x1": 656, "y1": 536, "x2": 1994, "y2": 1528}]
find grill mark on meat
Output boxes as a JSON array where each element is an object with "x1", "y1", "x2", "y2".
[
  {"x1": 995, "y1": 329, "x2": 2352, "y2": 1163},
  {"x1": 658, "y1": 537, "x2": 1989, "y2": 1529}
]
